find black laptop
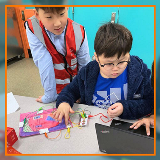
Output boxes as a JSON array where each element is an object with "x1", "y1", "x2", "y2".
[
  {"x1": 110, "y1": 119, "x2": 154, "y2": 138},
  {"x1": 95, "y1": 121, "x2": 154, "y2": 154}
]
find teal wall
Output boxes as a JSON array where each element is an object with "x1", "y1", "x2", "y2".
[
  {"x1": 24, "y1": 7, "x2": 154, "y2": 69},
  {"x1": 72, "y1": 7, "x2": 154, "y2": 69}
]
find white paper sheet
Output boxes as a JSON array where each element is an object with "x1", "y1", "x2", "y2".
[{"x1": 7, "y1": 92, "x2": 20, "y2": 114}]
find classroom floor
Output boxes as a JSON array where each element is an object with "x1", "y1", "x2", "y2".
[{"x1": 7, "y1": 57, "x2": 44, "y2": 98}]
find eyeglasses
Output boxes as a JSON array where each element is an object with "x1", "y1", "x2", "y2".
[{"x1": 97, "y1": 56, "x2": 130, "y2": 71}]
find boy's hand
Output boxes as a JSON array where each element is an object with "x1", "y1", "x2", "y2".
[
  {"x1": 36, "y1": 96, "x2": 42, "y2": 103},
  {"x1": 130, "y1": 115, "x2": 154, "y2": 136},
  {"x1": 76, "y1": 98, "x2": 81, "y2": 103},
  {"x1": 107, "y1": 103, "x2": 123, "y2": 118},
  {"x1": 52, "y1": 102, "x2": 74, "y2": 126}
]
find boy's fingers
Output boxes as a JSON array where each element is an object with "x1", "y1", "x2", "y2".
[
  {"x1": 146, "y1": 124, "x2": 150, "y2": 136},
  {"x1": 52, "y1": 111, "x2": 57, "y2": 118},
  {"x1": 107, "y1": 111, "x2": 111, "y2": 117},
  {"x1": 151, "y1": 121, "x2": 154, "y2": 126},
  {"x1": 54, "y1": 111, "x2": 61, "y2": 121},
  {"x1": 108, "y1": 113, "x2": 115, "y2": 118},
  {"x1": 64, "y1": 113, "x2": 69, "y2": 126},
  {"x1": 109, "y1": 104, "x2": 117, "y2": 110},
  {"x1": 134, "y1": 121, "x2": 143, "y2": 129},
  {"x1": 108, "y1": 112, "x2": 115, "y2": 118},
  {"x1": 108, "y1": 108, "x2": 117, "y2": 115},
  {"x1": 52, "y1": 110, "x2": 57, "y2": 117},
  {"x1": 57, "y1": 112, "x2": 64, "y2": 123},
  {"x1": 130, "y1": 124, "x2": 135, "y2": 128},
  {"x1": 36, "y1": 96, "x2": 42, "y2": 102},
  {"x1": 130, "y1": 121, "x2": 139, "y2": 128},
  {"x1": 36, "y1": 99, "x2": 42, "y2": 103},
  {"x1": 108, "y1": 106, "x2": 118, "y2": 114},
  {"x1": 109, "y1": 108, "x2": 118, "y2": 114},
  {"x1": 107, "y1": 109, "x2": 112, "y2": 115},
  {"x1": 70, "y1": 108, "x2": 75, "y2": 114}
]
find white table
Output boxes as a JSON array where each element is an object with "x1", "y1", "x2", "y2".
[{"x1": 7, "y1": 95, "x2": 137, "y2": 154}]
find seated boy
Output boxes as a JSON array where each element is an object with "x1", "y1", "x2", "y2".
[
  {"x1": 25, "y1": 7, "x2": 90, "y2": 104},
  {"x1": 52, "y1": 22, "x2": 154, "y2": 125}
]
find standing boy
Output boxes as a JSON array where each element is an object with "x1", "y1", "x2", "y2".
[
  {"x1": 25, "y1": 7, "x2": 90, "y2": 103},
  {"x1": 52, "y1": 22, "x2": 154, "y2": 125}
]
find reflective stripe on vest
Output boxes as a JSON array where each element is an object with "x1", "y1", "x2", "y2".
[
  {"x1": 55, "y1": 78, "x2": 70, "y2": 85},
  {"x1": 55, "y1": 76, "x2": 76, "y2": 85},
  {"x1": 72, "y1": 21, "x2": 83, "y2": 53},
  {"x1": 29, "y1": 16, "x2": 46, "y2": 47},
  {"x1": 54, "y1": 63, "x2": 77, "y2": 71}
]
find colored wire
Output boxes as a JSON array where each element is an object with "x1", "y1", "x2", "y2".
[
  {"x1": 83, "y1": 109, "x2": 91, "y2": 116},
  {"x1": 88, "y1": 113, "x2": 112, "y2": 123},
  {"x1": 88, "y1": 113, "x2": 106, "y2": 118},
  {"x1": 65, "y1": 127, "x2": 71, "y2": 139},
  {"x1": 74, "y1": 111, "x2": 82, "y2": 114},
  {"x1": 45, "y1": 130, "x2": 61, "y2": 140},
  {"x1": 69, "y1": 118, "x2": 82, "y2": 129},
  {"x1": 77, "y1": 108, "x2": 83, "y2": 111},
  {"x1": 100, "y1": 115, "x2": 113, "y2": 123}
]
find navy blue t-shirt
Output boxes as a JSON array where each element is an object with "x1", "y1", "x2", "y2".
[{"x1": 92, "y1": 67, "x2": 128, "y2": 109}]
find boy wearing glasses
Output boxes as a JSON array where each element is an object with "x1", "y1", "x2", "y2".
[{"x1": 53, "y1": 22, "x2": 154, "y2": 125}]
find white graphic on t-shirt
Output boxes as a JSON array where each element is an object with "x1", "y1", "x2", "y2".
[
  {"x1": 97, "y1": 91, "x2": 108, "y2": 100},
  {"x1": 93, "y1": 89, "x2": 121, "y2": 109},
  {"x1": 96, "y1": 91, "x2": 110, "y2": 109},
  {"x1": 93, "y1": 83, "x2": 128, "y2": 109},
  {"x1": 110, "y1": 88, "x2": 121, "y2": 103},
  {"x1": 123, "y1": 83, "x2": 128, "y2": 100}
]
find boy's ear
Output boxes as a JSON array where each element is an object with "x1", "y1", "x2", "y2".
[
  {"x1": 34, "y1": 9, "x2": 40, "y2": 21},
  {"x1": 66, "y1": 7, "x2": 69, "y2": 11},
  {"x1": 94, "y1": 52, "x2": 98, "y2": 62}
]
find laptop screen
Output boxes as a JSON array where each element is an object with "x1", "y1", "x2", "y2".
[{"x1": 95, "y1": 123, "x2": 154, "y2": 154}]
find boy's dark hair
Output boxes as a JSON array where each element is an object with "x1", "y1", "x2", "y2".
[
  {"x1": 33, "y1": 0, "x2": 65, "y2": 5},
  {"x1": 151, "y1": 62, "x2": 154, "y2": 88},
  {"x1": 35, "y1": 7, "x2": 65, "y2": 14},
  {"x1": 94, "y1": 22, "x2": 133, "y2": 58}
]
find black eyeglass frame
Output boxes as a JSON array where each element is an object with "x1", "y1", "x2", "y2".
[{"x1": 97, "y1": 56, "x2": 130, "y2": 68}]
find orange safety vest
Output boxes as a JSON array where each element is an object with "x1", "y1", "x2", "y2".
[{"x1": 26, "y1": 16, "x2": 85, "y2": 94}]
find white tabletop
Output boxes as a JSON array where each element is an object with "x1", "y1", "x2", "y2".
[{"x1": 7, "y1": 95, "x2": 137, "y2": 155}]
